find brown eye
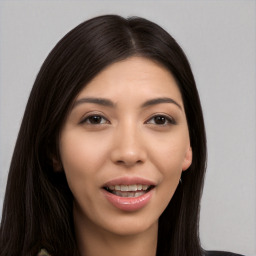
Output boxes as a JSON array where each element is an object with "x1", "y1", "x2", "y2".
[
  {"x1": 146, "y1": 115, "x2": 176, "y2": 126},
  {"x1": 154, "y1": 116, "x2": 167, "y2": 125},
  {"x1": 80, "y1": 115, "x2": 109, "y2": 125}
]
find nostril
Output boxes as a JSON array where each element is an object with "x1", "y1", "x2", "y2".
[{"x1": 115, "y1": 159, "x2": 143, "y2": 166}]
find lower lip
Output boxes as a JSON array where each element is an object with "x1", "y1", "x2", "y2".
[{"x1": 102, "y1": 189, "x2": 154, "y2": 212}]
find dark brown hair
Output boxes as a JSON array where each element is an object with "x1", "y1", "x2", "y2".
[{"x1": 0, "y1": 15, "x2": 207, "y2": 256}]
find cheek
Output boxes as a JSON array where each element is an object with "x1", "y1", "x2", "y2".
[
  {"x1": 149, "y1": 144, "x2": 184, "y2": 217},
  {"x1": 148, "y1": 132, "x2": 190, "y2": 176},
  {"x1": 59, "y1": 131, "x2": 110, "y2": 193}
]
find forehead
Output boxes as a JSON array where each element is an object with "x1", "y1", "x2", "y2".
[{"x1": 77, "y1": 56, "x2": 182, "y2": 103}]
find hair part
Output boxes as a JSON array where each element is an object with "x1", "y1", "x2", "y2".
[{"x1": 0, "y1": 15, "x2": 207, "y2": 256}]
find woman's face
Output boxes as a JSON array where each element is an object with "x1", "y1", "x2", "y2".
[{"x1": 59, "y1": 56, "x2": 192, "y2": 236}]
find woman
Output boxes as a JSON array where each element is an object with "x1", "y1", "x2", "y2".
[{"x1": 0, "y1": 15, "x2": 244, "y2": 256}]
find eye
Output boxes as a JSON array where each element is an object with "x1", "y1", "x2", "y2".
[
  {"x1": 80, "y1": 115, "x2": 109, "y2": 125},
  {"x1": 146, "y1": 115, "x2": 176, "y2": 126}
]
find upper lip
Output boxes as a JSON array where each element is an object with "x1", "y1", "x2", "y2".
[{"x1": 102, "y1": 176, "x2": 156, "y2": 187}]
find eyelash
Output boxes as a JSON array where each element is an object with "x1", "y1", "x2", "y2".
[
  {"x1": 80, "y1": 114, "x2": 109, "y2": 125},
  {"x1": 146, "y1": 114, "x2": 176, "y2": 126},
  {"x1": 80, "y1": 113, "x2": 176, "y2": 127}
]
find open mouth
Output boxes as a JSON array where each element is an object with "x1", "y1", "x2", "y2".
[{"x1": 103, "y1": 184, "x2": 155, "y2": 198}]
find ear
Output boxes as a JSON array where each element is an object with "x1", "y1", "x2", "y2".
[
  {"x1": 52, "y1": 156, "x2": 63, "y2": 172},
  {"x1": 182, "y1": 146, "x2": 192, "y2": 171}
]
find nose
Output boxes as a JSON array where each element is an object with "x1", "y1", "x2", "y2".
[{"x1": 110, "y1": 123, "x2": 147, "y2": 167}]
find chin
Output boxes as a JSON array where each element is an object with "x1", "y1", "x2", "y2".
[{"x1": 100, "y1": 214, "x2": 158, "y2": 237}]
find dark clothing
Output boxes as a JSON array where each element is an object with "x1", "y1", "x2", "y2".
[
  {"x1": 206, "y1": 251, "x2": 245, "y2": 256},
  {"x1": 38, "y1": 249, "x2": 245, "y2": 256}
]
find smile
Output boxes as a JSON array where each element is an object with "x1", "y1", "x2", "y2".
[
  {"x1": 102, "y1": 177, "x2": 156, "y2": 211},
  {"x1": 104, "y1": 184, "x2": 154, "y2": 198}
]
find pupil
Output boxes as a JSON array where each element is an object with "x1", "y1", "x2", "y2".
[
  {"x1": 155, "y1": 116, "x2": 166, "y2": 124},
  {"x1": 89, "y1": 116, "x2": 101, "y2": 124}
]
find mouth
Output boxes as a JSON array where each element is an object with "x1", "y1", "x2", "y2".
[
  {"x1": 103, "y1": 184, "x2": 155, "y2": 198},
  {"x1": 102, "y1": 177, "x2": 156, "y2": 211}
]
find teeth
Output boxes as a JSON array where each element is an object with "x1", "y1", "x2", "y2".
[
  {"x1": 137, "y1": 184, "x2": 142, "y2": 190},
  {"x1": 114, "y1": 191, "x2": 145, "y2": 197},
  {"x1": 120, "y1": 185, "x2": 128, "y2": 191},
  {"x1": 107, "y1": 184, "x2": 150, "y2": 192},
  {"x1": 128, "y1": 185, "x2": 137, "y2": 191},
  {"x1": 142, "y1": 185, "x2": 148, "y2": 190},
  {"x1": 135, "y1": 192, "x2": 144, "y2": 197}
]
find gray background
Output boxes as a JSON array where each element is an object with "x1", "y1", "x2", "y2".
[{"x1": 0, "y1": 1, "x2": 255, "y2": 255}]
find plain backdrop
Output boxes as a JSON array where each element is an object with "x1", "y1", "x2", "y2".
[{"x1": 0, "y1": 1, "x2": 255, "y2": 255}]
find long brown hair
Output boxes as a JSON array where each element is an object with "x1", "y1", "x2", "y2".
[{"x1": 0, "y1": 15, "x2": 207, "y2": 256}]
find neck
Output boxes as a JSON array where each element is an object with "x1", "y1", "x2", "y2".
[{"x1": 74, "y1": 209, "x2": 158, "y2": 256}]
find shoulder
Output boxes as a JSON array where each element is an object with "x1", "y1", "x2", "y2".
[{"x1": 205, "y1": 251, "x2": 245, "y2": 256}]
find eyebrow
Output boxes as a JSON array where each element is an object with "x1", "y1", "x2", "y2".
[
  {"x1": 73, "y1": 97, "x2": 115, "y2": 108},
  {"x1": 72, "y1": 97, "x2": 182, "y2": 110},
  {"x1": 141, "y1": 97, "x2": 182, "y2": 110}
]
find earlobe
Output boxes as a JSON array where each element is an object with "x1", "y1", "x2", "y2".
[
  {"x1": 48, "y1": 146, "x2": 63, "y2": 171},
  {"x1": 182, "y1": 146, "x2": 192, "y2": 171},
  {"x1": 52, "y1": 157, "x2": 63, "y2": 172}
]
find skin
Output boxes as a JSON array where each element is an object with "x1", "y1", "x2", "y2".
[{"x1": 58, "y1": 56, "x2": 192, "y2": 256}]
